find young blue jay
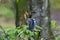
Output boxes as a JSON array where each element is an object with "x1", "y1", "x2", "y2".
[
  {"x1": 24, "y1": 14, "x2": 35, "y2": 30},
  {"x1": 27, "y1": 15, "x2": 35, "y2": 30}
]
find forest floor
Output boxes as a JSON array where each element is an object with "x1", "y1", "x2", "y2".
[
  {"x1": 51, "y1": 10, "x2": 60, "y2": 25},
  {"x1": 51, "y1": 10, "x2": 60, "y2": 38}
]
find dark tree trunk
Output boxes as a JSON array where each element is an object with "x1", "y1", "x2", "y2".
[
  {"x1": 15, "y1": 0, "x2": 20, "y2": 27},
  {"x1": 15, "y1": 0, "x2": 28, "y2": 27}
]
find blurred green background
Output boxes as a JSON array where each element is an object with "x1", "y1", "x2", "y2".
[{"x1": 0, "y1": 0, "x2": 60, "y2": 40}]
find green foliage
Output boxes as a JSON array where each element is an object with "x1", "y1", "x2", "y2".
[
  {"x1": 0, "y1": 25, "x2": 41, "y2": 40},
  {"x1": 0, "y1": 21, "x2": 60, "y2": 40},
  {"x1": 55, "y1": 36, "x2": 60, "y2": 40},
  {"x1": 16, "y1": 0, "x2": 19, "y2": 3},
  {"x1": 0, "y1": 0, "x2": 14, "y2": 19},
  {"x1": 0, "y1": 6, "x2": 14, "y2": 18},
  {"x1": 0, "y1": 37, "x2": 2, "y2": 40},
  {"x1": 51, "y1": 20, "x2": 56, "y2": 26},
  {"x1": 6, "y1": 28, "x2": 16, "y2": 40},
  {"x1": 41, "y1": 38, "x2": 44, "y2": 40},
  {"x1": 34, "y1": 25, "x2": 42, "y2": 30},
  {"x1": 15, "y1": 25, "x2": 41, "y2": 40},
  {"x1": 51, "y1": 20, "x2": 57, "y2": 30}
]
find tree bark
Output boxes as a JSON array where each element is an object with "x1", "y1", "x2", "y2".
[
  {"x1": 28, "y1": 0, "x2": 55, "y2": 40},
  {"x1": 40, "y1": 0, "x2": 55, "y2": 40},
  {"x1": 15, "y1": 0, "x2": 20, "y2": 27},
  {"x1": 15, "y1": 0, "x2": 28, "y2": 27}
]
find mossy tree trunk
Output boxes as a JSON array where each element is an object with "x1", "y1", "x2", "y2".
[
  {"x1": 15, "y1": 0, "x2": 28, "y2": 27},
  {"x1": 15, "y1": 0, "x2": 20, "y2": 27}
]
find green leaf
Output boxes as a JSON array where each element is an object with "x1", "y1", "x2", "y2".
[{"x1": 51, "y1": 20, "x2": 56, "y2": 26}]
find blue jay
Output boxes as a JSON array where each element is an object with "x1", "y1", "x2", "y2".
[{"x1": 26, "y1": 15, "x2": 35, "y2": 30}]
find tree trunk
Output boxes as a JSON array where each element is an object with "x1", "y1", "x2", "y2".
[
  {"x1": 28, "y1": 0, "x2": 42, "y2": 40},
  {"x1": 15, "y1": 0, "x2": 28, "y2": 27},
  {"x1": 28, "y1": 0, "x2": 42, "y2": 26},
  {"x1": 15, "y1": 0, "x2": 20, "y2": 27},
  {"x1": 40, "y1": 0, "x2": 55, "y2": 40}
]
